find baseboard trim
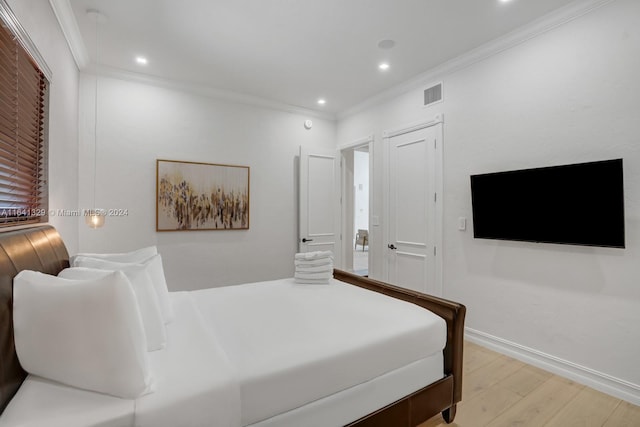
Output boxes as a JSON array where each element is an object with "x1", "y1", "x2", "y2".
[{"x1": 465, "y1": 328, "x2": 640, "y2": 406}]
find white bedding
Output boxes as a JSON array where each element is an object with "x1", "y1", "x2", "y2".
[
  {"x1": 192, "y1": 278, "x2": 446, "y2": 425},
  {"x1": 0, "y1": 278, "x2": 447, "y2": 427},
  {"x1": 0, "y1": 293, "x2": 241, "y2": 427},
  {"x1": 135, "y1": 292, "x2": 241, "y2": 427}
]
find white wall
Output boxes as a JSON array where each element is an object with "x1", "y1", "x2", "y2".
[
  {"x1": 78, "y1": 75, "x2": 336, "y2": 290},
  {"x1": 6, "y1": 0, "x2": 80, "y2": 252},
  {"x1": 337, "y1": 0, "x2": 640, "y2": 402}
]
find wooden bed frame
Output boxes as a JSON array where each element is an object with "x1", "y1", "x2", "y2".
[
  {"x1": 336, "y1": 270, "x2": 466, "y2": 426},
  {"x1": 0, "y1": 225, "x2": 465, "y2": 426}
]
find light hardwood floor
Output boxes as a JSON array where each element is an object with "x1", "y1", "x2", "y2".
[{"x1": 419, "y1": 341, "x2": 640, "y2": 427}]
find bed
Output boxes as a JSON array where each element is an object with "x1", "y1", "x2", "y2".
[{"x1": 0, "y1": 225, "x2": 465, "y2": 426}]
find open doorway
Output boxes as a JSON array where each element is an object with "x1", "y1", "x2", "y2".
[
  {"x1": 341, "y1": 139, "x2": 371, "y2": 276},
  {"x1": 353, "y1": 148, "x2": 369, "y2": 275}
]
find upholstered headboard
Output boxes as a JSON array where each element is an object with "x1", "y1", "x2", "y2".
[{"x1": 0, "y1": 225, "x2": 69, "y2": 413}]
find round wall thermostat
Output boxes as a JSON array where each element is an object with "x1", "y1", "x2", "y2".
[{"x1": 304, "y1": 120, "x2": 313, "y2": 129}]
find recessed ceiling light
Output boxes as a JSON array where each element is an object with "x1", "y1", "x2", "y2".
[
  {"x1": 135, "y1": 56, "x2": 148, "y2": 65},
  {"x1": 377, "y1": 39, "x2": 396, "y2": 50},
  {"x1": 379, "y1": 62, "x2": 390, "y2": 71},
  {"x1": 317, "y1": 99, "x2": 326, "y2": 105}
]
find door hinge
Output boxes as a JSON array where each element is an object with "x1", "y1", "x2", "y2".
[
  {"x1": 434, "y1": 192, "x2": 437, "y2": 202},
  {"x1": 434, "y1": 246, "x2": 437, "y2": 256},
  {"x1": 434, "y1": 139, "x2": 437, "y2": 149}
]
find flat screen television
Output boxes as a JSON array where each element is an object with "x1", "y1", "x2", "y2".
[{"x1": 470, "y1": 159, "x2": 625, "y2": 248}]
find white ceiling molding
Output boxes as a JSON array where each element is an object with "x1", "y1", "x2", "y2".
[
  {"x1": 50, "y1": 0, "x2": 612, "y2": 121},
  {"x1": 50, "y1": 0, "x2": 334, "y2": 120},
  {"x1": 91, "y1": 64, "x2": 337, "y2": 122},
  {"x1": 49, "y1": 0, "x2": 89, "y2": 69},
  {"x1": 337, "y1": 0, "x2": 615, "y2": 120}
]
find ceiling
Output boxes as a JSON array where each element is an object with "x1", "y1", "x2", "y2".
[{"x1": 58, "y1": 0, "x2": 588, "y2": 116}]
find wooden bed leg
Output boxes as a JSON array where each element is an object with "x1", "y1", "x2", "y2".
[{"x1": 442, "y1": 405, "x2": 457, "y2": 424}]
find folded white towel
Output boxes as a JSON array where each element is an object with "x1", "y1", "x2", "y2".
[
  {"x1": 294, "y1": 258, "x2": 333, "y2": 268},
  {"x1": 294, "y1": 271, "x2": 333, "y2": 280},
  {"x1": 295, "y1": 264, "x2": 334, "y2": 273},
  {"x1": 294, "y1": 251, "x2": 333, "y2": 285},
  {"x1": 294, "y1": 277, "x2": 332, "y2": 285},
  {"x1": 294, "y1": 251, "x2": 334, "y2": 261}
]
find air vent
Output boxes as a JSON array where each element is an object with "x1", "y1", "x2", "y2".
[{"x1": 423, "y1": 83, "x2": 443, "y2": 107}]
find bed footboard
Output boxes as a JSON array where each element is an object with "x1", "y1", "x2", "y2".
[{"x1": 334, "y1": 269, "x2": 466, "y2": 426}]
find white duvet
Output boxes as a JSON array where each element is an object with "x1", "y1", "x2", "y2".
[{"x1": 0, "y1": 278, "x2": 446, "y2": 427}]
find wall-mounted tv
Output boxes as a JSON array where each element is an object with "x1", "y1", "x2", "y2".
[{"x1": 470, "y1": 159, "x2": 625, "y2": 248}]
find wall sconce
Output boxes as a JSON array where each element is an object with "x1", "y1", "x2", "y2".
[{"x1": 85, "y1": 209, "x2": 105, "y2": 228}]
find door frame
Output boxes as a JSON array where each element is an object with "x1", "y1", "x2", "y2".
[
  {"x1": 382, "y1": 115, "x2": 443, "y2": 296},
  {"x1": 339, "y1": 135, "x2": 374, "y2": 273}
]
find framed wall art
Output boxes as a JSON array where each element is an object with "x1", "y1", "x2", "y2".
[{"x1": 156, "y1": 159, "x2": 250, "y2": 231}]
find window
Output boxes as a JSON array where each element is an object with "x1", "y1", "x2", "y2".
[{"x1": 0, "y1": 10, "x2": 49, "y2": 226}]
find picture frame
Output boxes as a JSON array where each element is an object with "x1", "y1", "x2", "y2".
[{"x1": 156, "y1": 159, "x2": 250, "y2": 231}]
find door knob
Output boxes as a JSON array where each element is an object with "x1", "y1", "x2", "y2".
[
  {"x1": 388, "y1": 244, "x2": 397, "y2": 250},
  {"x1": 302, "y1": 238, "x2": 314, "y2": 243}
]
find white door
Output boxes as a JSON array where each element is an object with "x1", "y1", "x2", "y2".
[
  {"x1": 384, "y1": 120, "x2": 442, "y2": 295},
  {"x1": 299, "y1": 146, "x2": 340, "y2": 259}
]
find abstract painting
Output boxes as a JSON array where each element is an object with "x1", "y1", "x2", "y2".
[{"x1": 156, "y1": 159, "x2": 249, "y2": 231}]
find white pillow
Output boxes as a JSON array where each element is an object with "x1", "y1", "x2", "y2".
[
  {"x1": 72, "y1": 254, "x2": 174, "y2": 324},
  {"x1": 13, "y1": 270, "x2": 154, "y2": 399},
  {"x1": 59, "y1": 266, "x2": 166, "y2": 351},
  {"x1": 69, "y1": 246, "x2": 157, "y2": 265}
]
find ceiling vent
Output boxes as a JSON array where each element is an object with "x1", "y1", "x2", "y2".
[{"x1": 423, "y1": 83, "x2": 443, "y2": 107}]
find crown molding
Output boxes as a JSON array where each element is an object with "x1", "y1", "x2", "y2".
[
  {"x1": 90, "y1": 64, "x2": 337, "y2": 121},
  {"x1": 51, "y1": 0, "x2": 334, "y2": 120},
  {"x1": 337, "y1": 0, "x2": 616, "y2": 120},
  {"x1": 52, "y1": 0, "x2": 613, "y2": 122},
  {"x1": 49, "y1": 0, "x2": 89, "y2": 69},
  {"x1": 0, "y1": 0, "x2": 53, "y2": 79}
]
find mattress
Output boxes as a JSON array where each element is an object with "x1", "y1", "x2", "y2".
[
  {"x1": 0, "y1": 376, "x2": 134, "y2": 427},
  {"x1": 191, "y1": 278, "x2": 447, "y2": 426},
  {"x1": 249, "y1": 353, "x2": 443, "y2": 427}
]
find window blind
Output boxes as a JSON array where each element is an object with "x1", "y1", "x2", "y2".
[{"x1": 0, "y1": 18, "x2": 48, "y2": 226}]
